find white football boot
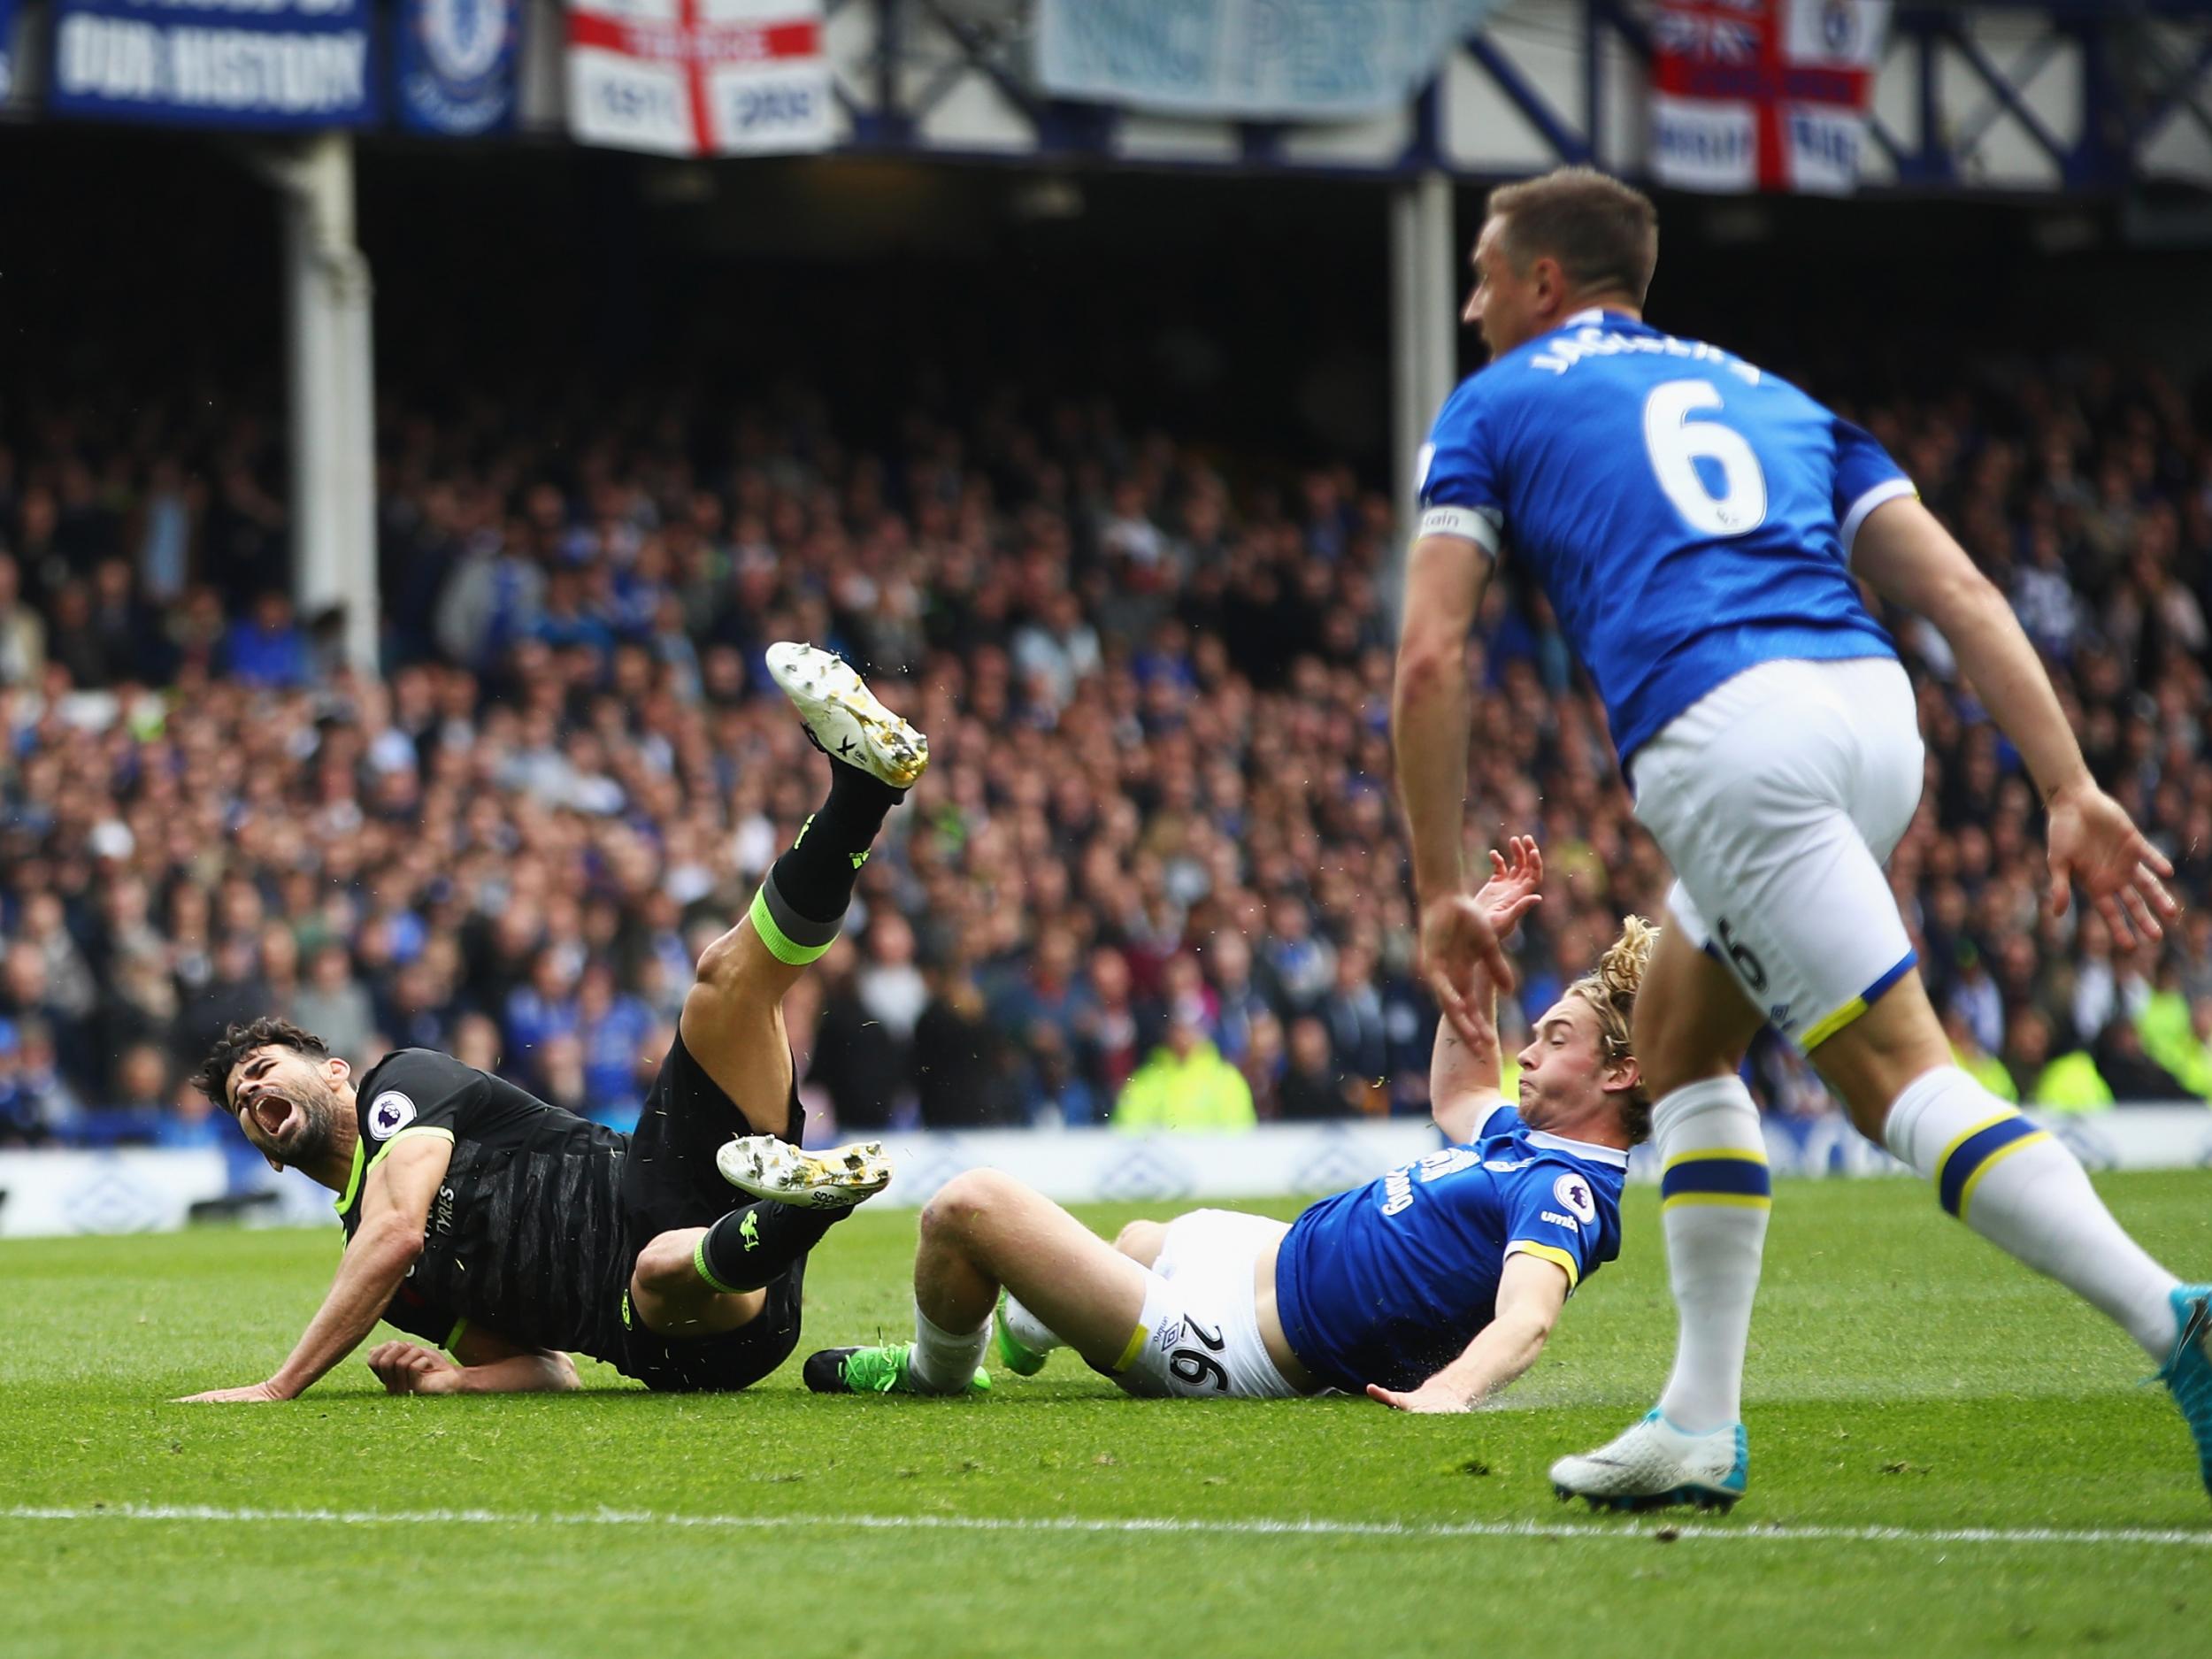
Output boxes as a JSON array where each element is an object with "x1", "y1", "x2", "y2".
[
  {"x1": 764, "y1": 641, "x2": 929, "y2": 789},
  {"x1": 716, "y1": 1134, "x2": 892, "y2": 1210},
  {"x1": 1548, "y1": 1411, "x2": 1748, "y2": 1512}
]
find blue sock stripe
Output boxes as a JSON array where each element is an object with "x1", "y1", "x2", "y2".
[
  {"x1": 1859, "y1": 948, "x2": 1918, "y2": 1008},
  {"x1": 1660, "y1": 1156, "x2": 1773, "y2": 1202},
  {"x1": 1937, "y1": 1114, "x2": 2041, "y2": 1217}
]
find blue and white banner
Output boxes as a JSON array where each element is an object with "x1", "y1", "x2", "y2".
[
  {"x1": 4, "y1": 1107, "x2": 2207, "y2": 1236},
  {"x1": 397, "y1": 0, "x2": 518, "y2": 135},
  {"x1": 1036, "y1": 0, "x2": 1507, "y2": 120},
  {"x1": 50, "y1": 0, "x2": 380, "y2": 129},
  {"x1": 0, "y1": 0, "x2": 18, "y2": 104}
]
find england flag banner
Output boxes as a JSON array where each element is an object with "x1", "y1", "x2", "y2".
[
  {"x1": 566, "y1": 0, "x2": 829, "y2": 157},
  {"x1": 1650, "y1": 0, "x2": 1891, "y2": 196},
  {"x1": 50, "y1": 0, "x2": 379, "y2": 128},
  {"x1": 398, "y1": 0, "x2": 519, "y2": 134}
]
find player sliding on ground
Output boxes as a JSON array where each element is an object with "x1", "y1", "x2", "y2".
[
  {"x1": 807, "y1": 840, "x2": 1650, "y2": 1411},
  {"x1": 1394, "y1": 165, "x2": 2212, "y2": 1509},
  {"x1": 177, "y1": 644, "x2": 923, "y2": 1402}
]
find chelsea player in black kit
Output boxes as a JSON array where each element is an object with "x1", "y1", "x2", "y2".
[{"x1": 176, "y1": 645, "x2": 925, "y2": 1402}]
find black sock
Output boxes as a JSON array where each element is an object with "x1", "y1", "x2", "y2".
[
  {"x1": 697, "y1": 1201, "x2": 845, "y2": 1295},
  {"x1": 767, "y1": 762, "x2": 905, "y2": 926}
]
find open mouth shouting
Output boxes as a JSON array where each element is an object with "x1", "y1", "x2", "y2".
[{"x1": 239, "y1": 1083, "x2": 310, "y2": 1156}]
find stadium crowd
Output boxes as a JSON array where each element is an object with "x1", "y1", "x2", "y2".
[{"x1": 2, "y1": 356, "x2": 2210, "y2": 1148}]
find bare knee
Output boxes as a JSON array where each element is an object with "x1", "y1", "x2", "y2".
[
  {"x1": 1113, "y1": 1219, "x2": 1166, "y2": 1268},
  {"x1": 693, "y1": 924, "x2": 772, "y2": 1002},
  {"x1": 920, "y1": 1169, "x2": 1025, "y2": 1247},
  {"x1": 633, "y1": 1230, "x2": 702, "y2": 1298}
]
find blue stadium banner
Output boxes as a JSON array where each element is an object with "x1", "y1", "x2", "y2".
[
  {"x1": 0, "y1": 0, "x2": 16, "y2": 105},
  {"x1": 397, "y1": 0, "x2": 518, "y2": 135},
  {"x1": 50, "y1": 0, "x2": 380, "y2": 129},
  {"x1": 1037, "y1": 0, "x2": 1509, "y2": 120}
]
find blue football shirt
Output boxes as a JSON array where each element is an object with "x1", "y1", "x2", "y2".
[
  {"x1": 1273, "y1": 1104, "x2": 1627, "y2": 1394},
  {"x1": 1417, "y1": 309, "x2": 1914, "y2": 768}
]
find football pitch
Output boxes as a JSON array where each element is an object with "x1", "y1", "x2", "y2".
[{"x1": 4, "y1": 1172, "x2": 2209, "y2": 1659}]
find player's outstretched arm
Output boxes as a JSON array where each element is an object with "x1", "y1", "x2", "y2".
[
  {"x1": 1364, "y1": 1252, "x2": 1569, "y2": 1414},
  {"x1": 1853, "y1": 496, "x2": 2178, "y2": 946},
  {"x1": 175, "y1": 1134, "x2": 450, "y2": 1404},
  {"x1": 366, "y1": 1328, "x2": 579, "y2": 1396},
  {"x1": 1431, "y1": 837, "x2": 1543, "y2": 1144},
  {"x1": 1394, "y1": 533, "x2": 1515, "y2": 1027}
]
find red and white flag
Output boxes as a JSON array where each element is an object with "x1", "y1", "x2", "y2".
[
  {"x1": 567, "y1": 0, "x2": 831, "y2": 157},
  {"x1": 1649, "y1": 0, "x2": 1891, "y2": 195}
]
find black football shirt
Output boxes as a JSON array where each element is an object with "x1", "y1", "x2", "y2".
[{"x1": 336, "y1": 1048, "x2": 634, "y2": 1360}]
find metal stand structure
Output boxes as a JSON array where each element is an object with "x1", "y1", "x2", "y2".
[
  {"x1": 174, "y1": 0, "x2": 2212, "y2": 666},
  {"x1": 255, "y1": 134, "x2": 380, "y2": 679},
  {"x1": 1391, "y1": 171, "x2": 1461, "y2": 519}
]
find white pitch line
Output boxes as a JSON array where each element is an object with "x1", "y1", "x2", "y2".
[{"x1": 4, "y1": 1503, "x2": 2210, "y2": 1548}]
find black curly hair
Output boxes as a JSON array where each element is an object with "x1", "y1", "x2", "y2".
[{"x1": 195, "y1": 1018, "x2": 331, "y2": 1110}]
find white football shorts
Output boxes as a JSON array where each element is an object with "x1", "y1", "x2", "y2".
[
  {"x1": 1108, "y1": 1209, "x2": 1304, "y2": 1401},
  {"x1": 1630, "y1": 655, "x2": 1925, "y2": 1054}
]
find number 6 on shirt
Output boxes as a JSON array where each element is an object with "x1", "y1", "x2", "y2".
[{"x1": 1643, "y1": 379, "x2": 1769, "y2": 537}]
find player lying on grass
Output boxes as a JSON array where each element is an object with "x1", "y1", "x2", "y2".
[
  {"x1": 807, "y1": 840, "x2": 1651, "y2": 1412},
  {"x1": 1396, "y1": 166, "x2": 2210, "y2": 1509},
  {"x1": 176, "y1": 644, "x2": 925, "y2": 1402}
]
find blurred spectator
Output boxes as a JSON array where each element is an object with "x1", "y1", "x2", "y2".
[
  {"x1": 155, "y1": 1078, "x2": 227, "y2": 1150},
  {"x1": 1113, "y1": 1010, "x2": 1255, "y2": 1132},
  {"x1": 0, "y1": 354, "x2": 2208, "y2": 1148},
  {"x1": 224, "y1": 591, "x2": 310, "y2": 688},
  {"x1": 451, "y1": 1011, "x2": 503, "y2": 1075},
  {"x1": 857, "y1": 912, "x2": 928, "y2": 1048},
  {"x1": 1943, "y1": 1002, "x2": 2017, "y2": 1104},
  {"x1": 0, "y1": 1018, "x2": 80, "y2": 1141},
  {"x1": 913, "y1": 960, "x2": 1007, "y2": 1128},
  {"x1": 808, "y1": 939, "x2": 904, "y2": 1131},
  {"x1": 0, "y1": 554, "x2": 46, "y2": 685},
  {"x1": 1278, "y1": 1014, "x2": 1356, "y2": 1121},
  {"x1": 577, "y1": 962, "x2": 654, "y2": 1127},
  {"x1": 2007, "y1": 1006, "x2": 2114, "y2": 1114},
  {"x1": 505, "y1": 947, "x2": 581, "y2": 1092}
]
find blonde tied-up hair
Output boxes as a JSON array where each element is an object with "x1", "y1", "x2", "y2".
[{"x1": 1564, "y1": 915, "x2": 1658, "y2": 1144}]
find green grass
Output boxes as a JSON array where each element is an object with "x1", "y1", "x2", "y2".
[{"x1": 4, "y1": 1173, "x2": 2209, "y2": 1659}]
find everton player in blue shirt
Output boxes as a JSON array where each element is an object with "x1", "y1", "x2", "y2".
[
  {"x1": 808, "y1": 839, "x2": 1654, "y2": 1413},
  {"x1": 1394, "y1": 166, "x2": 2208, "y2": 1509}
]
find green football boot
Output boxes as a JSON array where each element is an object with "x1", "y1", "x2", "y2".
[
  {"x1": 994, "y1": 1293, "x2": 1049, "y2": 1378},
  {"x1": 803, "y1": 1343, "x2": 991, "y2": 1397}
]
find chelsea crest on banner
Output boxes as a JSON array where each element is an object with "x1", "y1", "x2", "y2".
[
  {"x1": 399, "y1": 0, "x2": 519, "y2": 135},
  {"x1": 1650, "y1": 0, "x2": 1893, "y2": 195},
  {"x1": 566, "y1": 0, "x2": 831, "y2": 157}
]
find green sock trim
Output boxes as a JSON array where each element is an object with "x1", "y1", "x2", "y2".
[
  {"x1": 749, "y1": 886, "x2": 833, "y2": 965},
  {"x1": 694, "y1": 1232, "x2": 743, "y2": 1296}
]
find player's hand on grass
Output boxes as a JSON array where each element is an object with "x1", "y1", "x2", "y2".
[
  {"x1": 1420, "y1": 892, "x2": 1516, "y2": 1045},
  {"x1": 2044, "y1": 778, "x2": 2179, "y2": 948},
  {"x1": 1471, "y1": 835, "x2": 1542, "y2": 943},
  {"x1": 1364, "y1": 1379, "x2": 1472, "y2": 1414},
  {"x1": 173, "y1": 1380, "x2": 290, "y2": 1404},
  {"x1": 367, "y1": 1340, "x2": 464, "y2": 1395}
]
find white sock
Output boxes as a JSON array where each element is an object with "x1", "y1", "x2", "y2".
[
  {"x1": 1884, "y1": 1066, "x2": 2178, "y2": 1358},
  {"x1": 1652, "y1": 1075, "x2": 1771, "y2": 1434},
  {"x1": 1002, "y1": 1294, "x2": 1064, "y2": 1355},
  {"x1": 907, "y1": 1299, "x2": 991, "y2": 1393}
]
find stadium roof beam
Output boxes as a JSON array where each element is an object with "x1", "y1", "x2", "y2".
[
  {"x1": 250, "y1": 134, "x2": 379, "y2": 680},
  {"x1": 822, "y1": 2, "x2": 2212, "y2": 195}
]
